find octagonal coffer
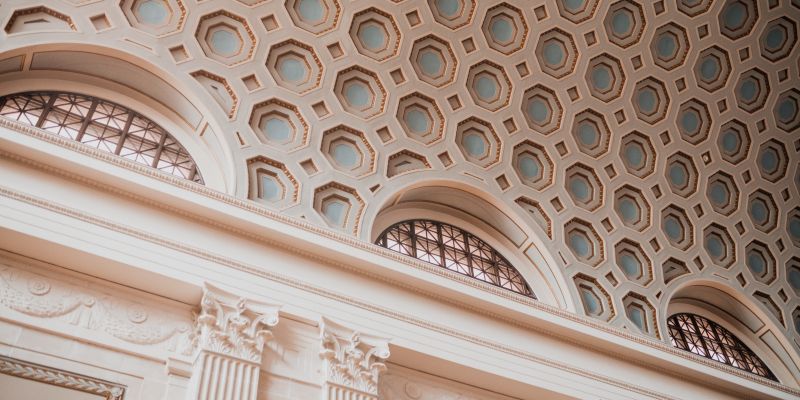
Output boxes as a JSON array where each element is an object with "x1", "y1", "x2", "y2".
[
  {"x1": 572, "y1": 109, "x2": 610, "y2": 158},
  {"x1": 706, "y1": 171, "x2": 739, "y2": 216},
  {"x1": 521, "y1": 85, "x2": 563, "y2": 135},
  {"x1": 662, "y1": 205, "x2": 694, "y2": 251},
  {"x1": 535, "y1": 28, "x2": 577, "y2": 79},
  {"x1": 746, "y1": 240, "x2": 776, "y2": 285},
  {"x1": 614, "y1": 185, "x2": 651, "y2": 232},
  {"x1": 615, "y1": 240, "x2": 653, "y2": 287},
  {"x1": 334, "y1": 66, "x2": 386, "y2": 120},
  {"x1": 410, "y1": 35, "x2": 457, "y2": 88},
  {"x1": 665, "y1": 151, "x2": 699, "y2": 198},
  {"x1": 586, "y1": 53, "x2": 624, "y2": 102},
  {"x1": 620, "y1": 131, "x2": 656, "y2": 178},
  {"x1": 748, "y1": 189, "x2": 778, "y2": 233},
  {"x1": 266, "y1": 39, "x2": 323, "y2": 95},
  {"x1": 455, "y1": 117, "x2": 501, "y2": 169},
  {"x1": 717, "y1": 119, "x2": 750, "y2": 165},
  {"x1": 249, "y1": 98, "x2": 309, "y2": 152},
  {"x1": 467, "y1": 61, "x2": 511, "y2": 112},
  {"x1": 678, "y1": 0, "x2": 713, "y2": 16},
  {"x1": 650, "y1": 23, "x2": 690, "y2": 71},
  {"x1": 314, "y1": 182, "x2": 363, "y2": 234},
  {"x1": 565, "y1": 218, "x2": 604, "y2": 267},
  {"x1": 512, "y1": 140, "x2": 554, "y2": 191},
  {"x1": 482, "y1": 2, "x2": 528, "y2": 55},
  {"x1": 557, "y1": 0, "x2": 599, "y2": 24},
  {"x1": 604, "y1": 0, "x2": 645, "y2": 48},
  {"x1": 247, "y1": 156, "x2": 299, "y2": 210},
  {"x1": 756, "y1": 139, "x2": 788, "y2": 183},
  {"x1": 565, "y1": 162, "x2": 603, "y2": 212},
  {"x1": 735, "y1": 68, "x2": 770, "y2": 113},
  {"x1": 396, "y1": 92, "x2": 445, "y2": 146},
  {"x1": 349, "y1": 7, "x2": 401, "y2": 62},
  {"x1": 718, "y1": 0, "x2": 759, "y2": 40},
  {"x1": 321, "y1": 125, "x2": 376, "y2": 177},
  {"x1": 286, "y1": 0, "x2": 341, "y2": 35},
  {"x1": 428, "y1": 0, "x2": 476, "y2": 30},
  {"x1": 633, "y1": 77, "x2": 669, "y2": 125},
  {"x1": 703, "y1": 223, "x2": 735, "y2": 269},
  {"x1": 195, "y1": 10, "x2": 255, "y2": 66},
  {"x1": 676, "y1": 98, "x2": 710, "y2": 145},
  {"x1": 574, "y1": 273, "x2": 614, "y2": 322},
  {"x1": 121, "y1": 0, "x2": 185, "y2": 36},
  {"x1": 694, "y1": 46, "x2": 732, "y2": 93},
  {"x1": 775, "y1": 89, "x2": 800, "y2": 133},
  {"x1": 623, "y1": 292, "x2": 658, "y2": 337}
]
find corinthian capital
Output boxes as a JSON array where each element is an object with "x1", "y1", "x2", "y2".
[
  {"x1": 319, "y1": 317, "x2": 391, "y2": 396},
  {"x1": 192, "y1": 284, "x2": 280, "y2": 364}
]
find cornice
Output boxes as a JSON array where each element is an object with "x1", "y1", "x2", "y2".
[{"x1": 0, "y1": 117, "x2": 797, "y2": 397}]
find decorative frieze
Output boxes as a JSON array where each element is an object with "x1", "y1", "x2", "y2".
[
  {"x1": 186, "y1": 283, "x2": 280, "y2": 400},
  {"x1": 319, "y1": 317, "x2": 390, "y2": 400},
  {"x1": 0, "y1": 254, "x2": 193, "y2": 356}
]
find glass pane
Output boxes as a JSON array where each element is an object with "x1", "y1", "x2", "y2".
[
  {"x1": 0, "y1": 91, "x2": 203, "y2": 184},
  {"x1": 375, "y1": 219, "x2": 535, "y2": 298}
]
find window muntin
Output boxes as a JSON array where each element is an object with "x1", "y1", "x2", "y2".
[
  {"x1": 667, "y1": 313, "x2": 776, "y2": 380},
  {"x1": 0, "y1": 91, "x2": 203, "y2": 183},
  {"x1": 375, "y1": 219, "x2": 535, "y2": 298}
]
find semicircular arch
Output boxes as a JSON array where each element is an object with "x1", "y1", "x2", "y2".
[
  {"x1": 0, "y1": 42, "x2": 236, "y2": 193},
  {"x1": 365, "y1": 174, "x2": 574, "y2": 311},
  {"x1": 663, "y1": 279, "x2": 800, "y2": 386}
]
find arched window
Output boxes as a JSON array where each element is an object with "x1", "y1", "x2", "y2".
[
  {"x1": 667, "y1": 313, "x2": 776, "y2": 380},
  {"x1": 375, "y1": 219, "x2": 535, "y2": 298},
  {"x1": 0, "y1": 91, "x2": 203, "y2": 183}
]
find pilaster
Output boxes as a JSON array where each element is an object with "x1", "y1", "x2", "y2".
[
  {"x1": 186, "y1": 284, "x2": 280, "y2": 400},
  {"x1": 318, "y1": 317, "x2": 390, "y2": 400}
]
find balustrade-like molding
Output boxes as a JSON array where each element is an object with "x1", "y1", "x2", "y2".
[
  {"x1": 319, "y1": 317, "x2": 391, "y2": 400},
  {"x1": 186, "y1": 283, "x2": 280, "y2": 400}
]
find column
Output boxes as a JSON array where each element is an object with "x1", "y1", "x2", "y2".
[
  {"x1": 318, "y1": 317, "x2": 391, "y2": 400},
  {"x1": 186, "y1": 284, "x2": 281, "y2": 400}
]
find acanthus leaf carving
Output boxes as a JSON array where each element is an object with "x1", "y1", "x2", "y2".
[
  {"x1": 319, "y1": 317, "x2": 391, "y2": 396},
  {"x1": 190, "y1": 283, "x2": 280, "y2": 364}
]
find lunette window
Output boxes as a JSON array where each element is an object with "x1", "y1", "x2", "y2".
[
  {"x1": 667, "y1": 313, "x2": 776, "y2": 380},
  {"x1": 0, "y1": 91, "x2": 203, "y2": 183},
  {"x1": 375, "y1": 219, "x2": 535, "y2": 298}
]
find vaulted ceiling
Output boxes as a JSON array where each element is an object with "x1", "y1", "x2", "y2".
[{"x1": 1, "y1": 0, "x2": 799, "y2": 343}]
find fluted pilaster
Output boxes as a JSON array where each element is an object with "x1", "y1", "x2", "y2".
[{"x1": 186, "y1": 284, "x2": 280, "y2": 400}]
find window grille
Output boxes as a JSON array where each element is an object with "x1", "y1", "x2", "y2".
[
  {"x1": 667, "y1": 313, "x2": 776, "y2": 380},
  {"x1": 0, "y1": 91, "x2": 203, "y2": 183},
  {"x1": 376, "y1": 219, "x2": 535, "y2": 298}
]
